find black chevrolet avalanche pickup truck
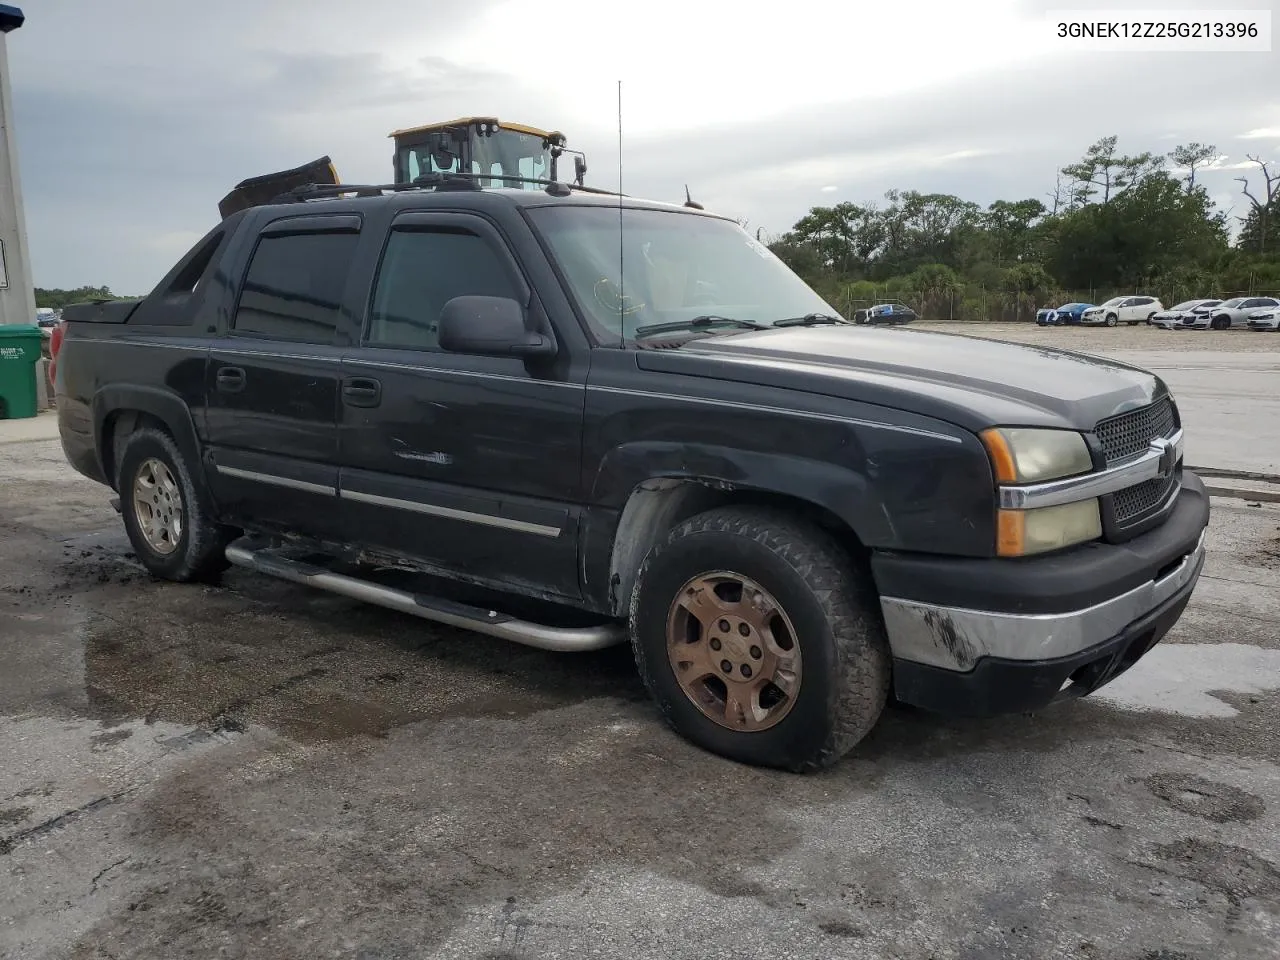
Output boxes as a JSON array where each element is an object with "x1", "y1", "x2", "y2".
[{"x1": 55, "y1": 183, "x2": 1210, "y2": 772}]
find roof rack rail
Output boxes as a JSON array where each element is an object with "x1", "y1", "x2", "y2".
[{"x1": 269, "y1": 171, "x2": 627, "y2": 206}]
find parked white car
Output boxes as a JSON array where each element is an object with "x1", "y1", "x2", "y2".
[
  {"x1": 1079, "y1": 295, "x2": 1163, "y2": 327},
  {"x1": 1193, "y1": 296, "x2": 1280, "y2": 330},
  {"x1": 1246, "y1": 308, "x2": 1280, "y2": 332},
  {"x1": 1150, "y1": 299, "x2": 1222, "y2": 330}
]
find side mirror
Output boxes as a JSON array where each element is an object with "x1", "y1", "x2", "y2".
[
  {"x1": 437, "y1": 295, "x2": 557, "y2": 358},
  {"x1": 574, "y1": 155, "x2": 587, "y2": 185}
]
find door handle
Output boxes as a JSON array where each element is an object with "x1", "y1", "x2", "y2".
[
  {"x1": 342, "y1": 377, "x2": 381, "y2": 407},
  {"x1": 216, "y1": 367, "x2": 246, "y2": 393}
]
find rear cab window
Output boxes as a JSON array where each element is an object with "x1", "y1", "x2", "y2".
[{"x1": 233, "y1": 216, "x2": 363, "y2": 344}]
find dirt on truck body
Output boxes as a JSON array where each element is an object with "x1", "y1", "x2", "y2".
[{"x1": 52, "y1": 176, "x2": 1210, "y2": 772}]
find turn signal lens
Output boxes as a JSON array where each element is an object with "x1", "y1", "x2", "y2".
[{"x1": 997, "y1": 500, "x2": 1103, "y2": 557}]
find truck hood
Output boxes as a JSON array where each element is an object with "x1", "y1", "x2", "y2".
[{"x1": 637, "y1": 326, "x2": 1165, "y2": 432}]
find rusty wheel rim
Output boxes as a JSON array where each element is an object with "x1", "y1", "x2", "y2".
[{"x1": 666, "y1": 571, "x2": 803, "y2": 732}]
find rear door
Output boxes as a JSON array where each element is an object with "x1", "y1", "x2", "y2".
[
  {"x1": 204, "y1": 212, "x2": 363, "y2": 537},
  {"x1": 1118, "y1": 297, "x2": 1142, "y2": 323},
  {"x1": 336, "y1": 209, "x2": 588, "y2": 600}
]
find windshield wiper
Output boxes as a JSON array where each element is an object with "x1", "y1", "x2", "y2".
[
  {"x1": 772, "y1": 313, "x2": 848, "y2": 327},
  {"x1": 632, "y1": 315, "x2": 769, "y2": 338}
]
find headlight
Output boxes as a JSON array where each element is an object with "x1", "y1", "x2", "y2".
[
  {"x1": 997, "y1": 500, "x2": 1102, "y2": 557},
  {"x1": 980, "y1": 428, "x2": 1100, "y2": 557},
  {"x1": 979, "y1": 428, "x2": 1093, "y2": 483}
]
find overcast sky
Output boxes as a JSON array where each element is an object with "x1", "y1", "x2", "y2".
[{"x1": 8, "y1": 0, "x2": 1278, "y2": 293}]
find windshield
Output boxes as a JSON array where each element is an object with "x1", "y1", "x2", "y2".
[
  {"x1": 527, "y1": 206, "x2": 842, "y2": 341},
  {"x1": 1057, "y1": 303, "x2": 1082, "y2": 310},
  {"x1": 1221, "y1": 298, "x2": 1244, "y2": 308},
  {"x1": 1100, "y1": 297, "x2": 1125, "y2": 307}
]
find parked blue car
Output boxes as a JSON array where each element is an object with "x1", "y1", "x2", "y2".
[{"x1": 1035, "y1": 302, "x2": 1094, "y2": 326}]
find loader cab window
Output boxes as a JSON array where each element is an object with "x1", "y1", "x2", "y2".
[
  {"x1": 399, "y1": 128, "x2": 551, "y2": 189},
  {"x1": 472, "y1": 129, "x2": 550, "y2": 187},
  {"x1": 402, "y1": 133, "x2": 461, "y2": 182}
]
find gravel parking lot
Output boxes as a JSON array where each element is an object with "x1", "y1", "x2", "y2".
[
  {"x1": 913, "y1": 322, "x2": 1280, "y2": 354},
  {"x1": 2, "y1": 327, "x2": 1279, "y2": 959}
]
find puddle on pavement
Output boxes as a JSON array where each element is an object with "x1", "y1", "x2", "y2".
[
  {"x1": 5, "y1": 517, "x2": 643, "y2": 751},
  {"x1": 63, "y1": 569, "x2": 642, "y2": 746},
  {"x1": 1090, "y1": 643, "x2": 1280, "y2": 718}
]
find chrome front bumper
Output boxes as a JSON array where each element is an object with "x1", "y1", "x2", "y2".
[{"x1": 879, "y1": 529, "x2": 1206, "y2": 673}]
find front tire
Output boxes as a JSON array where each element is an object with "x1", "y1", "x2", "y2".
[
  {"x1": 629, "y1": 506, "x2": 891, "y2": 773},
  {"x1": 1105, "y1": 313, "x2": 1118, "y2": 327},
  {"x1": 116, "y1": 426, "x2": 235, "y2": 582}
]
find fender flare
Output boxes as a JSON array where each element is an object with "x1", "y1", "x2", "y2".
[
  {"x1": 91, "y1": 384, "x2": 204, "y2": 489},
  {"x1": 589, "y1": 441, "x2": 899, "y2": 615}
]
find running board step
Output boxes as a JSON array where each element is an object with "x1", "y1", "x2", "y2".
[{"x1": 223, "y1": 541, "x2": 625, "y2": 653}]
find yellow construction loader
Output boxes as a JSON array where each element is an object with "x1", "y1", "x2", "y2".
[{"x1": 217, "y1": 116, "x2": 589, "y2": 219}]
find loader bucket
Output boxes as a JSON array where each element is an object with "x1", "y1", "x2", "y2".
[{"x1": 217, "y1": 156, "x2": 340, "y2": 219}]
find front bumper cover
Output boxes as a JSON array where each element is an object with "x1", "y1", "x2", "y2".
[{"x1": 873, "y1": 473, "x2": 1210, "y2": 716}]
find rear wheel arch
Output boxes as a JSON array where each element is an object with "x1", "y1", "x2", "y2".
[{"x1": 93, "y1": 387, "x2": 204, "y2": 494}]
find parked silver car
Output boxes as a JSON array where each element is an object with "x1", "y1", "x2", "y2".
[
  {"x1": 1191, "y1": 296, "x2": 1280, "y2": 330},
  {"x1": 1246, "y1": 308, "x2": 1280, "y2": 332},
  {"x1": 1150, "y1": 299, "x2": 1222, "y2": 330}
]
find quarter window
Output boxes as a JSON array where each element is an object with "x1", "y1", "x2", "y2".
[
  {"x1": 367, "y1": 228, "x2": 520, "y2": 350},
  {"x1": 233, "y1": 231, "x2": 358, "y2": 342}
]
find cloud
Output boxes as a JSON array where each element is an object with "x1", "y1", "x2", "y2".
[{"x1": 7, "y1": 0, "x2": 1278, "y2": 291}]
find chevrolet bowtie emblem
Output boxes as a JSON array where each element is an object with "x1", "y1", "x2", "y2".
[{"x1": 1150, "y1": 437, "x2": 1177, "y2": 478}]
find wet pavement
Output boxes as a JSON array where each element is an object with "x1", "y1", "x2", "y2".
[{"x1": 2, "y1": 432, "x2": 1280, "y2": 959}]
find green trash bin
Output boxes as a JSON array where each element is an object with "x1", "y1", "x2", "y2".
[{"x1": 0, "y1": 324, "x2": 45, "y2": 420}]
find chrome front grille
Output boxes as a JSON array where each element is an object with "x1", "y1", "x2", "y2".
[
  {"x1": 1093, "y1": 397, "x2": 1181, "y2": 529},
  {"x1": 1095, "y1": 397, "x2": 1177, "y2": 464}
]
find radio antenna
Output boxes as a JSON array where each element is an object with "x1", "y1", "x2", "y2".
[{"x1": 617, "y1": 79, "x2": 624, "y2": 345}]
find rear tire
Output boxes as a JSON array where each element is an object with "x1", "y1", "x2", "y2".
[
  {"x1": 629, "y1": 506, "x2": 891, "y2": 773},
  {"x1": 116, "y1": 426, "x2": 235, "y2": 583}
]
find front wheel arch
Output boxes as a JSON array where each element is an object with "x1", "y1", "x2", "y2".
[{"x1": 605, "y1": 479, "x2": 869, "y2": 618}]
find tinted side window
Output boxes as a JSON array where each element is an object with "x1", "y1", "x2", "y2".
[
  {"x1": 367, "y1": 228, "x2": 520, "y2": 351},
  {"x1": 233, "y1": 232, "x2": 359, "y2": 342}
]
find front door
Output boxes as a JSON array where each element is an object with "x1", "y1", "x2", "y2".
[
  {"x1": 204, "y1": 213, "x2": 363, "y2": 537},
  {"x1": 336, "y1": 210, "x2": 587, "y2": 601}
]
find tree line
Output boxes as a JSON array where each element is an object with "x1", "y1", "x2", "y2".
[
  {"x1": 766, "y1": 136, "x2": 1280, "y2": 321},
  {"x1": 35, "y1": 286, "x2": 134, "y2": 310},
  {"x1": 33, "y1": 138, "x2": 1280, "y2": 324}
]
